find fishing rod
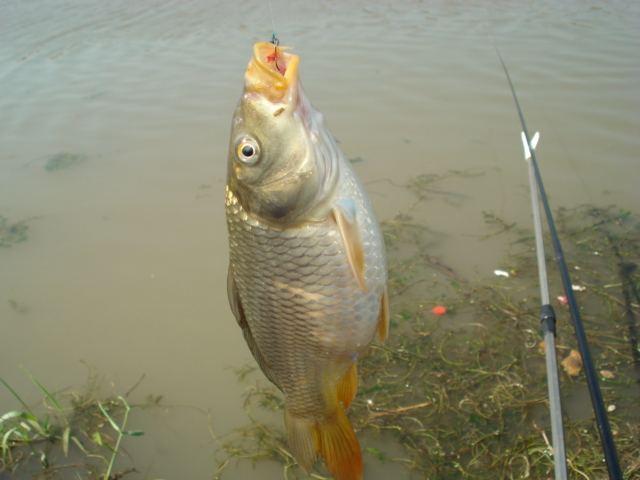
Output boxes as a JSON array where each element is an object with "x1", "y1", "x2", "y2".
[
  {"x1": 522, "y1": 130, "x2": 568, "y2": 479},
  {"x1": 497, "y1": 61, "x2": 568, "y2": 480},
  {"x1": 497, "y1": 51, "x2": 623, "y2": 480}
]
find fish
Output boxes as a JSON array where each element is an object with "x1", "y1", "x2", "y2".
[{"x1": 225, "y1": 41, "x2": 389, "y2": 480}]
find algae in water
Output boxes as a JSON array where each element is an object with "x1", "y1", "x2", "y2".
[
  {"x1": 44, "y1": 152, "x2": 87, "y2": 172},
  {"x1": 0, "y1": 216, "x2": 29, "y2": 248}
]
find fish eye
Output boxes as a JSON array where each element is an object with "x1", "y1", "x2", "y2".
[{"x1": 236, "y1": 136, "x2": 261, "y2": 165}]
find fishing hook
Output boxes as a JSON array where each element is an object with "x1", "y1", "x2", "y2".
[{"x1": 270, "y1": 33, "x2": 282, "y2": 74}]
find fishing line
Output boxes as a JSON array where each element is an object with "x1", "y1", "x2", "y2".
[
  {"x1": 497, "y1": 49, "x2": 623, "y2": 480},
  {"x1": 266, "y1": 0, "x2": 281, "y2": 72},
  {"x1": 267, "y1": 0, "x2": 277, "y2": 43}
]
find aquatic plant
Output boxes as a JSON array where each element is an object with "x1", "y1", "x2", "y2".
[
  {"x1": 0, "y1": 370, "x2": 145, "y2": 479},
  {"x1": 7, "y1": 299, "x2": 29, "y2": 314},
  {"x1": 0, "y1": 216, "x2": 30, "y2": 248},
  {"x1": 44, "y1": 152, "x2": 87, "y2": 172},
  {"x1": 212, "y1": 178, "x2": 640, "y2": 479}
]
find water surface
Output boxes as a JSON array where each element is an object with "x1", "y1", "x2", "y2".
[{"x1": 1, "y1": 1, "x2": 639, "y2": 478}]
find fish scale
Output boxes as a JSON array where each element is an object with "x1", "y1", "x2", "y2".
[{"x1": 226, "y1": 168, "x2": 385, "y2": 419}]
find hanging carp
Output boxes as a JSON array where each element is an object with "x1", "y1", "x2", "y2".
[{"x1": 225, "y1": 41, "x2": 388, "y2": 480}]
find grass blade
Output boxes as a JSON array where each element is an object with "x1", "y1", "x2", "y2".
[
  {"x1": 0, "y1": 411, "x2": 24, "y2": 424},
  {"x1": 62, "y1": 426, "x2": 70, "y2": 457},
  {"x1": 0, "y1": 377, "x2": 33, "y2": 415},
  {"x1": 97, "y1": 402, "x2": 121, "y2": 433},
  {"x1": 21, "y1": 369, "x2": 63, "y2": 412}
]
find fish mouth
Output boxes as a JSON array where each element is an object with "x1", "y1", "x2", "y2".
[{"x1": 245, "y1": 41, "x2": 300, "y2": 103}]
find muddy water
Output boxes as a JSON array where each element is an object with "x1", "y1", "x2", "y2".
[{"x1": 1, "y1": 1, "x2": 639, "y2": 478}]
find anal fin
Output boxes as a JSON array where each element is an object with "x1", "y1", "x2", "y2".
[{"x1": 336, "y1": 363, "x2": 358, "y2": 410}]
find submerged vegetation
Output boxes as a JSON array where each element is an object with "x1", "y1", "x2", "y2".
[
  {"x1": 0, "y1": 216, "x2": 30, "y2": 248},
  {"x1": 44, "y1": 152, "x2": 87, "y2": 172},
  {"x1": 0, "y1": 369, "x2": 145, "y2": 479},
  {"x1": 213, "y1": 174, "x2": 640, "y2": 479}
]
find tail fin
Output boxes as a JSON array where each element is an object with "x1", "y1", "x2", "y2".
[
  {"x1": 285, "y1": 404, "x2": 363, "y2": 480},
  {"x1": 316, "y1": 405, "x2": 363, "y2": 480}
]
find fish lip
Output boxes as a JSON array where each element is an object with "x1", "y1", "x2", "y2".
[{"x1": 245, "y1": 42, "x2": 300, "y2": 102}]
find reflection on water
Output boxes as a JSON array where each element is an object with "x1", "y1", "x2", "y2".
[{"x1": 1, "y1": 1, "x2": 639, "y2": 478}]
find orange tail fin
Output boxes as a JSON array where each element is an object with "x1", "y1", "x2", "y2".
[{"x1": 315, "y1": 405, "x2": 363, "y2": 480}]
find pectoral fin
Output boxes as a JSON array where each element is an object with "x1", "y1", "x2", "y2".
[
  {"x1": 377, "y1": 287, "x2": 390, "y2": 342},
  {"x1": 227, "y1": 264, "x2": 277, "y2": 386},
  {"x1": 332, "y1": 200, "x2": 367, "y2": 291},
  {"x1": 227, "y1": 265, "x2": 243, "y2": 326}
]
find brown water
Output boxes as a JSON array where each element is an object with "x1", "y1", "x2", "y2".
[{"x1": 1, "y1": 1, "x2": 639, "y2": 478}]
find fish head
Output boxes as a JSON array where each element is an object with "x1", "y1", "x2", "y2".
[{"x1": 227, "y1": 42, "x2": 335, "y2": 225}]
